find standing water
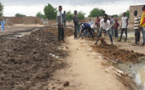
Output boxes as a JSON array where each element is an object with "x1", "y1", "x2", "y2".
[{"x1": 131, "y1": 62, "x2": 145, "y2": 90}]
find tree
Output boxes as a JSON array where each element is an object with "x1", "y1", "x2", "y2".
[
  {"x1": 111, "y1": 14, "x2": 119, "y2": 17},
  {"x1": 126, "y1": 10, "x2": 129, "y2": 18},
  {"x1": 15, "y1": 13, "x2": 26, "y2": 17},
  {"x1": 89, "y1": 8, "x2": 104, "y2": 17},
  {"x1": 77, "y1": 11, "x2": 85, "y2": 20},
  {"x1": 0, "y1": 2, "x2": 3, "y2": 18},
  {"x1": 36, "y1": 12, "x2": 45, "y2": 18},
  {"x1": 66, "y1": 11, "x2": 73, "y2": 21},
  {"x1": 44, "y1": 3, "x2": 57, "y2": 20},
  {"x1": 119, "y1": 10, "x2": 129, "y2": 18}
]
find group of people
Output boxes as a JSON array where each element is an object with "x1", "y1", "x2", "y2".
[
  {"x1": 56, "y1": 5, "x2": 145, "y2": 46},
  {"x1": 133, "y1": 5, "x2": 145, "y2": 46}
]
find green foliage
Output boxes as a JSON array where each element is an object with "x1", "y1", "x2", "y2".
[
  {"x1": 111, "y1": 14, "x2": 119, "y2": 17},
  {"x1": 44, "y1": 3, "x2": 57, "y2": 20},
  {"x1": 15, "y1": 13, "x2": 26, "y2": 17},
  {"x1": 77, "y1": 11, "x2": 85, "y2": 20},
  {"x1": 0, "y1": 2, "x2": 3, "y2": 18},
  {"x1": 89, "y1": 8, "x2": 104, "y2": 17},
  {"x1": 119, "y1": 10, "x2": 129, "y2": 18},
  {"x1": 66, "y1": 11, "x2": 73, "y2": 20},
  {"x1": 126, "y1": 10, "x2": 129, "y2": 18},
  {"x1": 36, "y1": 12, "x2": 45, "y2": 19}
]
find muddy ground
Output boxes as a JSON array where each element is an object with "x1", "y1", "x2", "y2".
[
  {"x1": 91, "y1": 43, "x2": 145, "y2": 63},
  {"x1": 0, "y1": 26, "x2": 73, "y2": 90}
]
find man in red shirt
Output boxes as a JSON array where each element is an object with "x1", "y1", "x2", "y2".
[{"x1": 96, "y1": 16, "x2": 100, "y2": 32}]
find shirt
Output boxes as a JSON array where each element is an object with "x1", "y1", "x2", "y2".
[
  {"x1": 140, "y1": 10, "x2": 145, "y2": 27},
  {"x1": 82, "y1": 23, "x2": 90, "y2": 29},
  {"x1": 100, "y1": 18, "x2": 111, "y2": 31},
  {"x1": 121, "y1": 16, "x2": 128, "y2": 28},
  {"x1": 96, "y1": 18, "x2": 100, "y2": 26},
  {"x1": 110, "y1": 17, "x2": 114, "y2": 24},
  {"x1": 89, "y1": 21, "x2": 93, "y2": 26},
  {"x1": 73, "y1": 15, "x2": 78, "y2": 25},
  {"x1": 1, "y1": 21, "x2": 5, "y2": 27},
  {"x1": 114, "y1": 22, "x2": 119, "y2": 30},
  {"x1": 62, "y1": 14, "x2": 66, "y2": 21},
  {"x1": 134, "y1": 15, "x2": 140, "y2": 29},
  {"x1": 78, "y1": 22, "x2": 81, "y2": 28},
  {"x1": 56, "y1": 11, "x2": 63, "y2": 25}
]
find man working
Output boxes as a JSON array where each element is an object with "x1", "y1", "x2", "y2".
[
  {"x1": 56, "y1": 5, "x2": 64, "y2": 42},
  {"x1": 73, "y1": 10, "x2": 79, "y2": 39},
  {"x1": 118, "y1": 12, "x2": 128, "y2": 42},
  {"x1": 79, "y1": 23, "x2": 94, "y2": 39},
  {"x1": 95, "y1": 14, "x2": 113, "y2": 45}
]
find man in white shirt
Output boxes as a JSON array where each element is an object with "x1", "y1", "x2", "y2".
[
  {"x1": 89, "y1": 19, "x2": 93, "y2": 26},
  {"x1": 95, "y1": 14, "x2": 113, "y2": 45},
  {"x1": 56, "y1": 5, "x2": 64, "y2": 42},
  {"x1": 118, "y1": 12, "x2": 128, "y2": 42}
]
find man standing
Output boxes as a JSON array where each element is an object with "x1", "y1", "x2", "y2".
[
  {"x1": 96, "y1": 16, "x2": 100, "y2": 32},
  {"x1": 95, "y1": 14, "x2": 113, "y2": 45},
  {"x1": 73, "y1": 10, "x2": 79, "y2": 39},
  {"x1": 134, "y1": 10, "x2": 141, "y2": 45},
  {"x1": 118, "y1": 12, "x2": 128, "y2": 42},
  {"x1": 110, "y1": 16, "x2": 114, "y2": 36},
  {"x1": 62, "y1": 11, "x2": 66, "y2": 28},
  {"x1": 1, "y1": 19, "x2": 5, "y2": 31},
  {"x1": 56, "y1": 6, "x2": 64, "y2": 42},
  {"x1": 89, "y1": 19, "x2": 93, "y2": 26},
  {"x1": 140, "y1": 5, "x2": 145, "y2": 46},
  {"x1": 114, "y1": 19, "x2": 120, "y2": 38}
]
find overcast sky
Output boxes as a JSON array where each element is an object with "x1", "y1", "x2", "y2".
[{"x1": 0, "y1": 0, "x2": 145, "y2": 17}]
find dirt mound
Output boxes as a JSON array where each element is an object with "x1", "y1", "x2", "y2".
[
  {"x1": 44, "y1": 26, "x2": 74, "y2": 37},
  {"x1": 92, "y1": 44, "x2": 145, "y2": 62},
  {"x1": 0, "y1": 27, "x2": 73, "y2": 90}
]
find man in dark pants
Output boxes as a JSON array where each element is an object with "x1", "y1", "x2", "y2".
[
  {"x1": 79, "y1": 23, "x2": 94, "y2": 39},
  {"x1": 95, "y1": 14, "x2": 113, "y2": 45},
  {"x1": 63, "y1": 11, "x2": 66, "y2": 28},
  {"x1": 73, "y1": 10, "x2": 79, "y2": 39},
  {"x1": 118, "y1": 12, "x2": 128, "y2": 42},
  {"x1": 56, "y1": 6, "x2": 64, "y2": 42},
  {"x1": 134, "y1": 10, "x2": 141, "y2": 44}
]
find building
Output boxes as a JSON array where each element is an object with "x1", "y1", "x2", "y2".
[{"x1": 130, "y1": 5, "x2": 144, "y2": 24}]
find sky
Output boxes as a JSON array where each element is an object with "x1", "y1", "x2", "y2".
[{"x1": 0, "y1": 0, "x2": 145, "y2": 17}]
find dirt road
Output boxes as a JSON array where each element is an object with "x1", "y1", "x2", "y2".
[{"x1": 50, "y1": 36, "x2": 130, "y2": 90}]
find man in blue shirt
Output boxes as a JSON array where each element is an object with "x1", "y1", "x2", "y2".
[
  {"x1": 1, "y1": 19, "x2": 5, "y2": 31},
  {"x1": 79, "y1": 23, "x2": 94, "y2": 39}
]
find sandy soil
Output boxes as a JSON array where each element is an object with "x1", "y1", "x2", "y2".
[{"x1": 49, "y1": 36, "x2": 130, "y2": 90}]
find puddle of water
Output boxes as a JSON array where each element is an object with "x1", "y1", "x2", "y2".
[
  {"x1": 115, "y1": 57, "x2": 145, "y2": 90},
  {"x1": 131, "y1": 63, "x2": 145, "y2": 90}
]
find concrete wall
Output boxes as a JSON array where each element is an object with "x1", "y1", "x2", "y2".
[
  {"x1": 84, "y1": 17, "x2": 121, "y2": 23},
  {"x1": 130, "y1": 5, "x2": 143, "y2": 24},
  {"x1": 4, "y1": 17, "x2": 42, "y2": 25}
]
